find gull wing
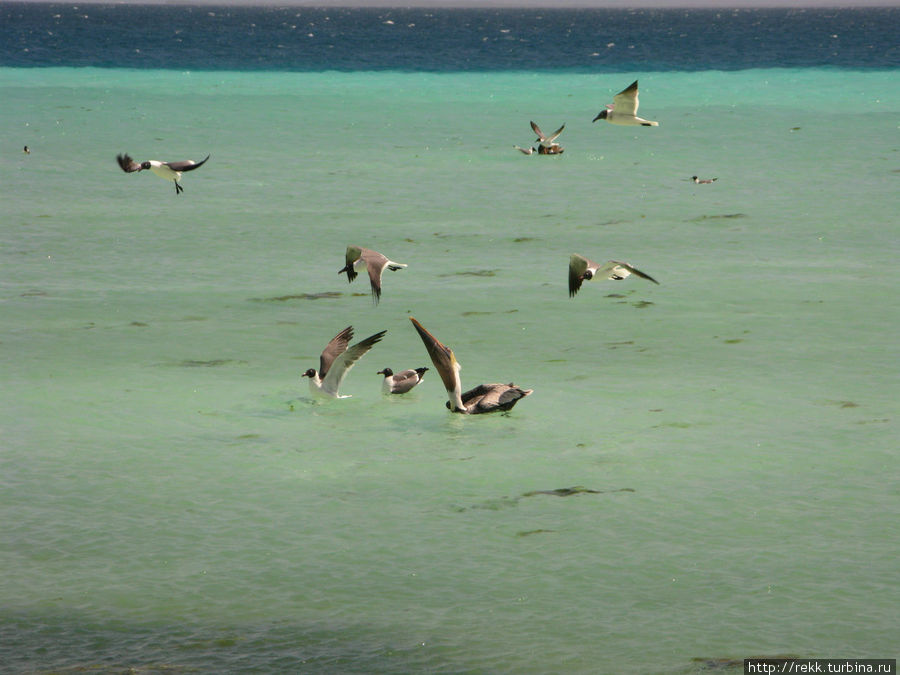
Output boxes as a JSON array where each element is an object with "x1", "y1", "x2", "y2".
[
  {"x1": 609, "y1": 260, "x2": 660, "y2": 285},
  {"x1": 613, "y1": 80, "x2": 640, "y2": 117},
  {"x1": 568, "y1": 253, "x2": 594, "y2": 297},
  {"x1": 116, "y1": 153, "x2": 142, "y2": 173},
  {"x1": 319, "y1": 325, "x2": 354, "y2": 379},
  {"x1": 360, "y1": 248, "x2": 390, "y2": 303},
  {"x1": 530, "y1": 120, "x2": 545, "y2": 142},
  {"x1": 321, "y1": 329, "x2": 387, "y2": 396},
  {"x1": 410, "y1": 318, "x2": 462, "y2": 405},
  {"x1": 390, "y1": 369, "x2": 423, "y2": 394},
  {"x1": 546, "y1": 123, "x2": 565, "y2": 143},
  {"x1": 164, "y1": 155, "x2": 210, "y2": 172}
]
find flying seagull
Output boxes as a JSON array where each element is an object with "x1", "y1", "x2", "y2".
[
  {"x1": 592, "y1": 80, "x2": 659, "y2": 127},
  {"x1": 409, "y1": 317, "x2": 532, "y2": 414},
  {"x1": 338, "y1": 246, "x2": 407, "y2": 304},
  {"x1": 692, "y1": 175, "x2": 718, "y2": 184},
  {"x1": 116, "y1": 153, "x2": 210, "y2": 194},
  {"x1": 568, "y1": 253, "x2": 659, "y2": 297},
  {"x1": 377, "y1": 367, "x2": 429, "y2": 394},
  {"x1": 302, "y1": 325, "x2": 387, "y2": 398}
]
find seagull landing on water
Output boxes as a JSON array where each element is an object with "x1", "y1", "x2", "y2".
[
  {"x1": 377, "y1": 367, "x2": 429, "y2": 394},
  {"x1": 592, "y1": 80, "x2": 659, "y2": 127},
  {"x1": 568, "y1": 253, "x2": 659, "y2": 298},
  {"x1": 302, "y1": 326, "x2": 387, "y2": 399},
  {"x1": 116, "y1": 153, "x2": 210, "y2": 194},
  {"x1": 409, "y1": 317, "x2": 532, "y2": 415},
  {"x1": 692, "y1": 175, "x2": 718, "y2": 184},
  {"x1": 338, "y1": 246, "x2": 407, "y2": 305},
  {"x1": 522, "y1": 120, "x2": 565, "y2": 154}
]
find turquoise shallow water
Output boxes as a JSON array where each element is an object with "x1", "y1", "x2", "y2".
[{"x1": 1, "y1": 67, "x2": 898, "y2": 673}]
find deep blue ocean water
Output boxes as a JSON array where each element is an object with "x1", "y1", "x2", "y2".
[
  {"x1": 2, "y1": 4, "x2": 898, "y2": 674},
  {"x1": 2, "y1": 4, "x2": 899, "y2": 71}
]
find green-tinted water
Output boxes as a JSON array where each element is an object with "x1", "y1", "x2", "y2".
[{"x1": 1, "y1": 68, "x2": 897, "y2": 673}]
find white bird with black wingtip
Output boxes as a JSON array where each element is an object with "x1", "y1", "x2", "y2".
[
  {"x1": 338, "y1": 246, "x2": 407, "y2": 305},
  {"x1": 592, "y1": 80, "x2": 659, "y2": 127},
  {"x1": 117, "y1": 152, "x2": 210, "y2": 194},
  {"x1": 377, "y1": 367, "x2": 429, "y2": 394},
  {"x1": 302, "y1": 326, "x2": 387, "y2": 398},
  {"x1": 568, "y1": 254, "x2": 659, "y2": 297}
]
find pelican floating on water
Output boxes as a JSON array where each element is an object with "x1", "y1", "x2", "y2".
[{"x1": 409, "y1": 317, "x2": 532, "y2": 414}]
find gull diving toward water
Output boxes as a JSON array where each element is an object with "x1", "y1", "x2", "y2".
[
  {"x1": 692, "y1": 175, "x2": 718, "y2": 184},
  {"x1": 338, "y1": 246, "x2": 407, "y2": 305},
  {"x1": 409, "y1": 317, "x2": 532, "y2": 415},
  {"x1": 592, "y1": 80, "x2": 659, "y2": 127},
  {"x1": 302, "y1": 326, "x2": 387, "y2": 398},
  {"x1": 568, "y1": 253, "x2": 659, "y2": 297},
  {"x1": 515, "y1": 121, "x2": 565, "y2": 155},
  {"x1": 377, "y1": 367, "x2": 429, "y2": 394},
  {"x1": 116, "y1": 153, "x2": 210, "y2": 194}
]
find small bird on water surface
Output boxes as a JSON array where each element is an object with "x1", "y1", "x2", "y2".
[
  {"x1": 409, "y1": 317, "x2": 532, "y2": 415},
  {"x1": 377, "y1": 367, "x2": 429, "y2": 394},
  {"x1": 515, "y1": 120, "x2": 565, "y2": 155},
  {"x1": 692, "y1": 175, "x2": 718, "y2": 184},
  {"x1": 116, "y1": 152, "x2": 210, "y2": 194},
  {"x1": 302, "y1": 326, "x2": 387, "y2": 399}
]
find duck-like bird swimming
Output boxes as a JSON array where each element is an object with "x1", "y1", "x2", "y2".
[
  {"x1": 116, "y1": 153, "x2": 210, "y2": 194},
  {"x1": 409, "y1": 317, "x2": 532, "y2": 414},
  {"x1": 592, "y1": 80, "x2": 659, "y2": 127},
  {"x1": 568, "y1": 253, "x2": 659, "y2": 297},
  {"x1": 302, "y1": 325, "x2": 387, "y2": 398},
  {"x1": 377, "y1": 367, "x2": 429, "y2": 394},
  {"x1": 338, "y1": 246, "x2": 407, "y2": 305}
]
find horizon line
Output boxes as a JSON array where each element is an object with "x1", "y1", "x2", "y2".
[{"x1": 5, "y1": 0, "x2": 899, "y2": 8}]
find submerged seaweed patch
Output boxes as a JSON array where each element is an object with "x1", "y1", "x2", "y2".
[
  {"x1": 688, "y1": 213, "x2": 747, "y2": 222},
  {"x1": 606, "y1": 340, "x2": 635, "y2": 349},
  {"x1": 522, "y1": 486, "x2": 635, "y2": 498},
  {"x1": 516, "y1": 529, "x2": 556, "y2": 537},
  {"x1": 454, "y1": 486, "x2": 634, "y2": 512},
  {"x1": 819, "y1": 399, "x2": 860, "y2": 408},
  {"x1": 438, "y1": 269, "x2": 498, "y2": 278},
  {"x1": 251, "y1": 292, "x2": 343, "y2": 302},
  {"x1": 168, "y1": 359, "x2": 248, "y2": 368}
]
